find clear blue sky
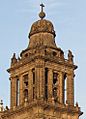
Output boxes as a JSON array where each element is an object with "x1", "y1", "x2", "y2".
[{"x1": 0, "y1": 0, "x2": 86, "y2": 118}]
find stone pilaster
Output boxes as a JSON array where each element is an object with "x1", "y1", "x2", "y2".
[
  {"x1": 48, "y1": 69, "x2": 53, "y2": 102},
  {"x1": 59, "y1": 72, "x2": 64, "y2": 104},
  {"x1": 39, "y1": 68, "x2": 45, "y2": 100},
  {"x1": 10, "y1": 77, "x2": 17, "y2": 108},
  {"x1": 67, "y1": 73, "x2": 74, "y2": 106},
  {"x1": 35, "y1": 67, "x2": 40, "y2": 99},
  {"x1": 19, "y1": 75, "x2": 24, "y2": 105},
  {"x1": 28, "y1": 70, "x2": 33, "y2": 101}
]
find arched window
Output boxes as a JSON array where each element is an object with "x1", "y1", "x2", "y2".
[
  {"x1": 32, "y1": 68, "x2": 35, "y2": 99},
  {"x1": 45, "y1": 68, "x2": 48, "y2": 100},
  {"x1": 53, "y1": 72, "x2": 58, "y2": 102},
  {"x1": 32, "y1": 69, "x2": 35, "y2": 84},
  {"x1": 16, "y1": 79, "x2": 20, "y2": 106},
  {"x1": 24, "y1": 89, "x2": 28, "y2": 101},
  {"x1": 23, "y1": 74, "x2": 29, "y2": 102},
  {"x1": 23, "y1": 74, "x2": 28, "y2": 87},
  {"x1": 63, "y1": 73, "x2": 67, "y2": 104},
  {"x1": 53, "y1": 72, "x2": 58, "y2": 84}
]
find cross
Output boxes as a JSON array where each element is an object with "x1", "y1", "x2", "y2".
[
  {"x1": 40, "y1": 3, "x2": 45, "y2": 12},
  {"x1": 39, "y1": 3, "x2": 46, "y2": 19}
]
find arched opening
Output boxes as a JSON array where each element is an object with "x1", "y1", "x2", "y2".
[
  {"x1": 32, "y1": 69, "x2": 35, "y2": 85},
  {"x1": 63, "y1": 73, "x2": 67, "y2": 104},
  {"x1": 16, "y1": 79, "x2": 20, "y2": 106},
  {"x1": 24, "y1": 89, "x2": 28, "y2": 102},
  {"x1": 53, "y1": 72, "x2": 58, "y2": 102},
  {"x1": 23, "y1": 74, "x2": 28, "y2": 87},
  {"x1": 45, "y1": 68, "x2": 48, "y2": 100},
  {"x1": 32, "y1": 68, "x2": 35, "y2": 99}
]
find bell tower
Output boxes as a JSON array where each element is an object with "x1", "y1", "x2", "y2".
[{"x1": 6, "y1": 4, "x2": 82, "y2": 119}]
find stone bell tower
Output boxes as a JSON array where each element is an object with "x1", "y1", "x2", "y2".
[{"x1": 1, "y1": 4, "x2": 82, "y2": 119}]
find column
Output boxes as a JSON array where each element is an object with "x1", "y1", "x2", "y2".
[
  {"x1": 36, "y1": 67, "x2": 40, "y2": 99},
  {"x1": 58, "y1": 72, "x2": 64, "y2": 104},
  {"x1": 19, "y1": 75, "x2": 24, "y2": 105},
  {"x1": 10, "y1": 77, "x2": 17, "y2": 108},
  {"x1": 67, "y1": 72, "x2": 74, "y2": 106},
  {"x1": 48, "y1": 69, "x2": 53, "y2": 102},
  {"x1": 39, "y1": 67, "x2": 45, "y2": 100},
  {"x1": 28, "y1": 70, "x2": 33, "y2": 101}
]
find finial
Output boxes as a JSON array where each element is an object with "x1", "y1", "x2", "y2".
[
  {"x1": 5, "y1": 106, "x2": 9, "y2": 110},
  {"x1": 11, "y1": 53, "x2": 17, "y2": 64},
  {"x1": 13, "y1": 53, "x2": 16, "y2": 59},
  {"x1": 40, "y1": 3, "x2": 45, "y2": 12},
  {"x1": 0, "y1": 100, "x2": 3, "y2": 112},
  {"x1": 68, "y1": 50, "x2": 74, "y2": 63},
  {"x1": 39, "y1": 3, "x2": 46, "y2": 19},
  {"x1": 76, "y1": 102, "x2": 79, "y2": 107}
]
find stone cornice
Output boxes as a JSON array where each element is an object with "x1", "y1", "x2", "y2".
[
  {"x1": 7, "y1": 55, "x2": 77, "y2": 73},
  {"x1": 20, "y1": 46, "x2": 62, "y2": 57},
  {"x1": 1, "y1": 100, "x2": 81, "y2": 118}
]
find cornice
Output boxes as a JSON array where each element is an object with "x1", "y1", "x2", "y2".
[
  {"x1": 1, "y1": 100, "x2": 81, "y2": 118},
  {"x1": 7, "y1": 54, "x2": 77, "y2": 73}
]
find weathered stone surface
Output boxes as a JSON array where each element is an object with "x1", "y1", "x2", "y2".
[{"x1": 1, "y1": 4, "x2": 82, "y2": 119}]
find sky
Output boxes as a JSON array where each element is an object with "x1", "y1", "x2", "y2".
[{"x1": 0, "y1": 0, "x2": 86, "y2": 118}]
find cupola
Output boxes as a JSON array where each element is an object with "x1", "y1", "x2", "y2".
[{"x1": 28, "y1": 4, "x2": 57, "y2": 49}]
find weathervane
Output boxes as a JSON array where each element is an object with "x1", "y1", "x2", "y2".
[{"x1": 39, "y1": 3, "x2": 46, "y2": 19}]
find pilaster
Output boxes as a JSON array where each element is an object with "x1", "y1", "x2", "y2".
[
  {"x1": 28, "y1": 70, "x2": 33, "y2": 101},
  {"x1": 48, "y1": 69, "x2": 53, "y2": 102},
  {"x1": 19, "y1": 75, "x2": 24, "y2": 105},
  {"x1": 67, "y1": 72, "x2": 74, "y2": 106},
  {"x1": 59, "y1": 72, "x2": 64, "y2": 104},
  {"x1": 39, "y1": 67, "x2": 45, "y2": 100},
  {"x1": 10, "y1": 77, "x2": 17, "y2": 108}
]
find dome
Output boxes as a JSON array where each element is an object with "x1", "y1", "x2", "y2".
[
  {"x1": 29, "y1": 4, "x2": 56, "y2": 38},
  {"x1": 29, "y1": 19, "x2": 56, "y2": 38}
]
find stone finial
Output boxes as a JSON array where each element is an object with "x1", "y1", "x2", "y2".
[
  {"x1": 39, "y1": 3, "x2": 46, "y2": 19},
  {"x1": 76, "y1": 102, "x2": 79, "y2": 107},
  {"x1": 0, "y1": 100, "x2": 3, "y2": 112},
  {"x1": 18, "y1": 56, "x2": 20, "y2": 61},
  {"x1": 13, "y1": 53, "x2": 16, "y2": 59},
  {"x1": 68, "y1": 50, "x2": 74, "y2": 63},
  {"x1": 11, "y1": 53, "x2": 17, "y2": 64},
  {"x1": 5, "y1": 106, "x2": 9, "y2": 110}
]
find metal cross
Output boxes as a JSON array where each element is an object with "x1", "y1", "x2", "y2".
[{"x1": 40, "y1": 3, "x2": 45, "y2": 12}]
